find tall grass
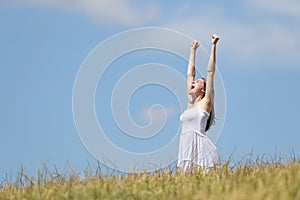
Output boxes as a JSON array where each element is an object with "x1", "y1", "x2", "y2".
[{"x1": 1, "y1": 156, "x2": 299, "y2": 200}]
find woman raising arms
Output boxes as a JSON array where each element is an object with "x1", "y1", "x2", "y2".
[{"x1": 177, "y1": 34, "x2": 220, "y2": 171}]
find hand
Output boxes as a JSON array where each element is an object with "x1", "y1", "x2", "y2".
[
  {"x1": 191, "y1": 41, "x2": 200, "y2": 50},
  {"x1": 212, "y1": 34, "x2": 220, "y2": 45}
]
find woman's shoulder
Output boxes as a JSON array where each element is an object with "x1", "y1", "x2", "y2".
[{"x1": 196, "y1": 101, "x2": 211, "y2": 114}]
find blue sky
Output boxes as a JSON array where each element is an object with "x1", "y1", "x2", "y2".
[{"x1": 1, "y1": 0, "x2": 300, "y2": 177}]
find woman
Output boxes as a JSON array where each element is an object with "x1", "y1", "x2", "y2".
[{"x1": 177, "y1": 34, "x2": 221, "y2": 172}]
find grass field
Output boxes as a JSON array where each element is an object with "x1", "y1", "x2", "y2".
[{"x1": 1, "y1": 158, "x2": 299, "y2": 200}]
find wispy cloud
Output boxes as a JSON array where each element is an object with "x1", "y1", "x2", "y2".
[
  {"x1": 7, "y1": 0, "x2": 160, "y2": 26},
  {"x1": 140, "y1": 104, "x2": 178, "y2": 123},
  {"x1": 4, "y1": 1, "x2": 299, "y2": 68},
  {"x1": 246, "y1": 0, "x2": 300, "y2": 19},
  {"x1": 164, "y1": 2, "x2": 300, "y2": 68}
]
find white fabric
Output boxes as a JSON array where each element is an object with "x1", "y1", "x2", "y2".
[{"x1": 177, "y1": 106, "x2": 220, "y2": 171}]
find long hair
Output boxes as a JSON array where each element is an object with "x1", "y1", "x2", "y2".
[
  {"x1": 202, "y1": 78, "x2": 215, "y2": 132},
  {"x1": 205, "y1": 106, "x2": 215, "y2": 131}
]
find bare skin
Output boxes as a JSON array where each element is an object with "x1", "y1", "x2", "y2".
[{"x1": 186, "y1": 34, "x2": 220, "y2": 113}]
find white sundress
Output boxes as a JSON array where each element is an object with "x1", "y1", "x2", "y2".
[{"x1": 177, "y1": 106, "x2": 220, "y2": 171}]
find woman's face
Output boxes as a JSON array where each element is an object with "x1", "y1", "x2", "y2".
[{"x1": 189, "y1": 79, "x2": 205, "y2": 96}]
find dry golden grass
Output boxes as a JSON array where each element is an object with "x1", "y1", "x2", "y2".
[{"x1": 1, "y1": 158, "x2": 299, "y2": 200}]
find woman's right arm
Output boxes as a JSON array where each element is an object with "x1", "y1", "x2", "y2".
[{"x1": 187, "y1": 41, "x2": 199, "y2": 106}]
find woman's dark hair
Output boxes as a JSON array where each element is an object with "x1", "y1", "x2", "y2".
[
  {"x1": 205, "y1": 107, "x2": 215, "y2": 131},
  {"x1": 202, "y1": 78, "x2": 215, "y2": 131}
]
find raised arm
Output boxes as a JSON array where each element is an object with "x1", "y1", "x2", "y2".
[
  {"x1": 202, "y1": 34, "x2": 219, "y2": 112},
  {"x1": 187, "y1": 41, "x2": 199, "y2": 105}
]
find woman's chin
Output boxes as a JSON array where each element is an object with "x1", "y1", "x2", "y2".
[
  {"x1": 189, "y1": 89, "x2": 196, "y2": 95},
  {"x1": 189, "y1": 91, "x2": 196, "y2": 97}
]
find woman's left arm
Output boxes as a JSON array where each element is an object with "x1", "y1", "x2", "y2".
[{"x1": 202, "y1": 34, "x2": 219, "y2": 112}]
